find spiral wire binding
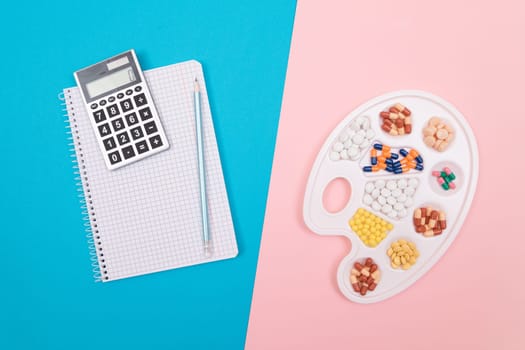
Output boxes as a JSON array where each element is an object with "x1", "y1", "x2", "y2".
[{"x1": 60, "y1": 90, "x2": 107, "y2": 282}]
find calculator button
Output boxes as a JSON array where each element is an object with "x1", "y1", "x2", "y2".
[
  {"x1": 122, "y1": 145, "x2": 136, "y2": 160},
  {"x1": 144, "y1": 121, "x2": 158, "y2": 135},
  {"x1": 102, "y1": 136, "x2": 117, "y2": 151},
  {"x1": 108, "y1": 96, "x2": 116, "y2": 102},
  {"x1": 99, "y1": 99, "x2": 107, "y2": 106},
  {"x1": 111, "y1": 117, "x2": 125, "y2": 132},
  {"x1": 149, "y1": 135, "x2": 163, "y2": 149},
  {"x1": 108, "y1": 150, "x2": 122, "y2": 165},
  {"x1": 125, "y1": 112, "x2": 139, "y2": 126},
  {"x1": 126, "y1": 89, "x2": 133, "y2": 95},
  {"x1": 116, "y1": 131, "x2": 131, "y2": 145},
  {"x1": 135, "y1": 140, "x2": 149, "y2": 154},
  {"x1": 130, "y1": 126, "x2": 144, "y2": 140},
  {"x1": 90, "y1": 103, "x2": 98, "y2": 109},
  {"x1": 134, "y1": 86, "x2": 142, "y2": 92},
  {"x1": 92, "y1": 109, "x2": 106, "y2": 123},
  {"x1": 138, "y1": 107, "x2": 152, "y2": 121},
  {"x1": 107, "y1": 104, "x2": 120, "y2": 117},
  {"x1": 134, "y1": 93, "x2": 147, "y2": 107},
  {"x1": 120, "y1": 98, "x2": 133, "y2": 112},
  {"x1": 98, "y1": 123, "x2": 111, "y2": 137},
  {"x1": 117, "y1": 93, "x2": 124, "y2": 99}
]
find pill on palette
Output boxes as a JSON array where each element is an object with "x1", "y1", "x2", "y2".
[{"x1": 303, "y1": 90, "x2": 479, "y2": 303}]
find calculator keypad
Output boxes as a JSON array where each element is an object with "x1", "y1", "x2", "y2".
[{"x1": 88, "y1": 83, "x2": 169, "y2": 170}]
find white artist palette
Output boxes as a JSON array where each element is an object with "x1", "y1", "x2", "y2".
[{"x1": 303, "y1": 90, "x2": 478, "y2": 303}]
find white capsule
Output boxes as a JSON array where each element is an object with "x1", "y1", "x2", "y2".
[
  {"x1": 363, "y1": 194, "x2": 373, "y2": 205},
  {"x1": 329, "y1": 151, "x2": 340, "y2": 161},
  {"x1": 377, "y1": 196, "x2": 387, "y2": 205},
  {"x1": 371, "y1": 201, "x2": 381, "y2": 212},
  {"x1": 386, "y1": 180, "x2": 397, "y2": 190},
  {"x1": 333, "y1": 142, "x2": 344, "y2": 152},
  {"x1": 352, "y1": 134, "x2": 364, "y2": 145},
  {"x1": 408, "y1": 178, "x2": 419, "y2": 188},
  {"x1": 398, "y1": 208, "x2": 408, "y2": 217},
  {"x1": 375, "y1": 180, "x2": 386, "y2": 189},
  {"x1": 380, "y1": 188, "x2": 391, "y2": 197},
  {"x1": 387, "y1": 196, "x2": 397, "y2": 205},
  {"x1": 381, "y1": 204, "x2": 393, "y2": 214},
  {"x1": 397, "y1": 178, "x2": 408, "y2": 189},
  {"x1": 340, "y1": 149, "x2": 349, "y2": 159},
  {"x1": 371, "y1": 188, "x2": 380, "y2": 199},
  {"x1": 392, "y1": 189, "x2": 402, "y2": 197},
  {"x1": 404, "y1": 197, "x2": 414, "y2": 208}
]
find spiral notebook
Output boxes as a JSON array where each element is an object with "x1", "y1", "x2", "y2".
[{"x1": 61, "y1": 60, "x2": 238, "y2": 282}]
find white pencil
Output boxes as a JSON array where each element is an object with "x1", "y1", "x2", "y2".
[{"x1": 194, "y1": 78, "x2": 211, "y2": 257}]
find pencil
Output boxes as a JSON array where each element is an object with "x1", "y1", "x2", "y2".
[{"x1": 194, "y1": 78, "x2": 211, "y2": 257}]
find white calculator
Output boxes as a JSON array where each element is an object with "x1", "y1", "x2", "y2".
[{"x1": 74, "y1": 49, "x2": 169, "y2": 170}]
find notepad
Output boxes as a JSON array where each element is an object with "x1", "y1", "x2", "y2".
[{"x1": 61, "y1": 60, "x2": 238, "y2": 282}]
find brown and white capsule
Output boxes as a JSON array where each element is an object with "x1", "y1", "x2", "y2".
[
  {"x1": 394, "y1": 103, "x2": 411, "y2": 116},
  {"x1": 439, "y1": 211, "x2": 447, "y2": 230}
]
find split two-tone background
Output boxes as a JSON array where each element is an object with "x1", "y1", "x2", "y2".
[{"x1": 1, "y1": 1, "x2": 524, "y2": 349}]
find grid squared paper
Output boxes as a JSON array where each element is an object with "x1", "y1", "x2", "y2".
[{"x1": 64, "y1": 60, "x2": 238, "y2": 281}]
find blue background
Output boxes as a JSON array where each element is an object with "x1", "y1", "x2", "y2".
[{"x1": 0, "y1": 1, "x2": 295, "y2": 348}]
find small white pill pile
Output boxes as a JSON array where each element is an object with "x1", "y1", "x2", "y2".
[
  {"x1": 362, "y1": 178, "x2": 419, "y2": 219},
  {"x1": 329, "y1": 116, "x2": 375, "y2": 161}
]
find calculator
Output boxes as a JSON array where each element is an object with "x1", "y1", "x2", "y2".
[{"x1": 74, "y1": 49, "x2": 169, "y2": 170}]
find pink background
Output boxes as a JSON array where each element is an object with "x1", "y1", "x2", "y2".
[{"x1": 245, "y1": 1, "x2": 525, "y2": 349}]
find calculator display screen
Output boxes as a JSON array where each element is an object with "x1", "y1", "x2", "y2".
[{"x1": 86, "y1": 67, "x2": 136, "y2": 99}]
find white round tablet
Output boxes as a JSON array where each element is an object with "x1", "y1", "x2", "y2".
[
  {"x1": 348, "y1": 146, "x2": 360, "y2": 160},
  {"x1": 386, "y1": 180, "x2": 397, "y2": 190},
  {"x1": 380, "y1": 188, "x2": 391, "y2": 197},
  {"x1": 343, "y1": 139, "x2": 353, "y2": 149},
  {"x1": 329, "y1": 151, "x2": 340, "y2": 161},
  {"x1": 397, "y1": 178, "x2": 408, "y2": 189},
  {"x1": 398, "y1": 208, "x2": 408, "y2": 217},
  {"x1": 365, "y1": 182, "x2": 375, "y2": 193},
  {"x1": 355, "y1": 116, "x2": 365, "y2": 126},
  {"x1": 404, "y1": 187, "x2": 415, "y2": 196},
  {"x1": 359, "y1": 140, "x2": 369, "y2": 149},
  {"x1": 381, "y1": 204, "x2": 392, "y2": 214},
  {"x1": 387, "y1": 196, "x2": 397, "y2": 205},
  {"x1": 393, "y1": 202, "x2": 404, "y2": 211},
  {"x1": 375, "y1": 180, "x2": 386, "y2": 189},
  {"x1": 350, "y1": 121, "x2": 360, "y2": 131},
  {"x1": 339, "y1": 132, "x2": 349, "y2": 142},
  {"x1": 387, "y1": 210, "x2": 397, "y2": 218},
  {"x1": 408, "y1": 178, "x2": 419, "y2": 188},
  {"x1": 391, "y1": 188, "x2": 402, "y2": 197},
  {"x1": 371, "y1": 188, "x2": 380, "y2": 199},
  {"x1": 340, "y1": 149, "x2": 349, "y2": 159},
  {"x1": 378, "y1": 195, "x2": 387, "y2": 205},
  {"x1": 366, "y1": 129, "x2": 375, "y2": 139},
  {"x1": 333, "y1": 142, "x2": 344, "y2": 152},
  {"x1": 362, "y1": 117, "x2": 370, "y2": 129},
  {"x1": 371, "y1": 201, "x2": 381, "y2": 212},
  {"x1": 397, "y1": 193, "x2": 407, "y2": 202},
  {"x1": 357, "y1": 129, "x2": 366, "y2": 137},
  {"x1": 352, "y1": 134, "x2": 364, "y2": 145},
  {"x1": 363, "y1": 194, "x2": 373, "y2": 205},
  {"x1": 404, "y1": 197, "x2": 414, "y2": 208}
]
